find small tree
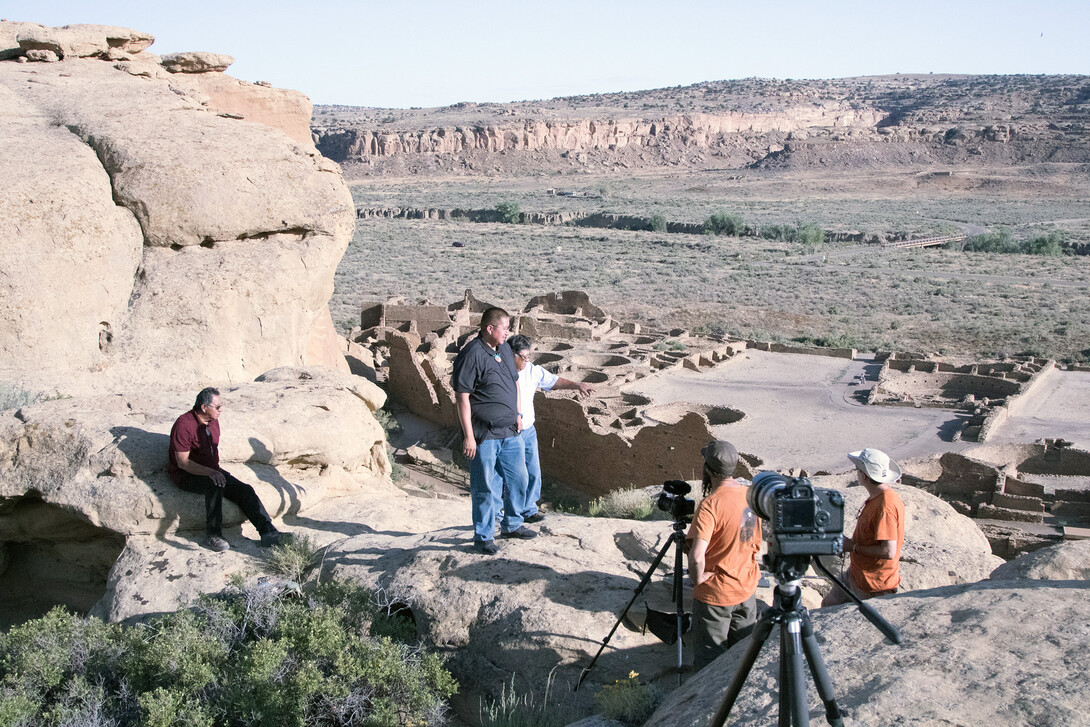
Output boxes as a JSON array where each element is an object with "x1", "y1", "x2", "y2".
[
  {"x1": 495, "y1": 201, "x2": 521, "y2": 224},
  {"x1": 704, "y1": 211, "x2": 746, "y2": 237},
  {"x1": 797, "y1": 222, "x2": 825, "y2": 245},
  {"x1": 650, "y1": 214, "x2": 667, "y2": 232}
]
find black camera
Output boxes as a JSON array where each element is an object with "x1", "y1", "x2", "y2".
[
  {"x1": 656, "y1": 480, "x2": 696, "y2": 521},
  {"x1": 748, "y1": 472, "x2": 844, "y2": 557}
]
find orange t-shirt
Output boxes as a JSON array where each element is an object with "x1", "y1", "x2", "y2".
[
  {"x1": 849, "y1": 488, "x2": 905, "y2": 593},
  {"x1": 686, "y1": 483, "x2": 762, "y2": 607}
]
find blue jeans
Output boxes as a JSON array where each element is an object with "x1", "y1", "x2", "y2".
[
  {"x1": 471, "y1": 435, "x2": 529, "y2": 541},
  {"x1": 520, "y1": 426, "x2": 542, "y2": 518}
]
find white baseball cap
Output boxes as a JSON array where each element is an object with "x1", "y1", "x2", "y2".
[{"x1": 847, "y1": 448, "x2": 901, "y2": 484}]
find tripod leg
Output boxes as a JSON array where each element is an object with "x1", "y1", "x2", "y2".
[
  {"x1": 778, "y1": 625, "x2": 791, "y2": 727},
  {"x1": 799, "y1": 612, "x2": 844, "y2": 727},
  {"x1": 708, "y1": 612, "x2": 777, "y2": 727},
  {"x1": 577, "y1": 532, "x2": 677, "y2": 690},
  {"x1": 673, "y1": 531, "x2": 686, "y2": 687},
  {"x1": 782, "y1": 614, "x2": 811, "y2": 727}
]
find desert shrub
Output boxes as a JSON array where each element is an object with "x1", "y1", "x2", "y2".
[
  {"x1": 495, "y1": 201, "x2": 521, "y2": 224},
  {"x1": 759, "y1": 223, "x2": 795, "y2": 242},
  {"x1": 479, "y1": 671, "x2": 579, "y2": 727},
  {"x1": 594, "y1": 671, "x2": 659, "y2": 725},
  {"x1": 958, "y1": 230, "x2": 1018, "y2": 253},
  {"x1": 267, "y1": 534, "x2": 325, "y2": 583},
  {"x1": 587, "y1": 488, "x2": 655, "y2": 520},
  {"x1": 0, "y1": 382, "x2": 41, "y2": 411},
  {"x1": 0, "y1": 582, "x2": 456, "y2": 727},
  {"x1": 650, "y1": 214, "x2": 667, "y2": 232},
  {"x1": 704, "y1": 211, "x2": 746, "y2": 237}
]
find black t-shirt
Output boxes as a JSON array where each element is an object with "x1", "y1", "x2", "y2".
[{"x1": 452, "y1": 337, "x2": 519, "y2": 443}]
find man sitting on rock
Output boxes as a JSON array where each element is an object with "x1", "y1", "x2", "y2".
[
  {"x1": 686, "y1": 440, "x2": 763, "y2": 672},
  {"x1": 506, "y1": 334, "x2": 594, "y2": 523},
  {"x1": 452, "y1": 307, "x2": 535, "y2": 555},
  {"x1": 168, "y1": 387, "x2": 286, "y2": 552},
  {"x1": 821, "y1": 448, "x2": 905, "y2": 606}
]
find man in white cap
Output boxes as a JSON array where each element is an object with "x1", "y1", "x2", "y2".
[
  {"x1": 822, "y1": 448, "x2": 905, "y2": 607},
  {"x1": 686, "y1": 440, "x2": 762, "y2": 672}
]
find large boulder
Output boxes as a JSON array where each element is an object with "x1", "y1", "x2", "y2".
[
  {"x1": 643, "y1": 580, "x2": 1090, "y2": 726},
  {"x1": 0, "y1": 368, "x2": 390, "y2": 624},
  {"x1": 13, "y1": 23, "x2": 153, "y2": 60},
  {"x1": 990, "y1": 539, "x2": 1090, "y2": 580},
  {"x1": 0, "y1": 22, "x2": 353, "y2": 394},
  {"x1": 812, "y1": 475, "x2": 1003, "y2": 595},
  {"x1": 160, "y1": 51, "x2": 233, "y2": 73},
  {"x1": 0, "y1": 368, "x2": 388, "y2": 536},
  {"x1": 0, "y1": 83, "x2": 143, "y2": 377}
]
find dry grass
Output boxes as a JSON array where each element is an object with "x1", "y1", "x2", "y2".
[
  {"x1": 334, "y1": 164, "x2": 1090, "y2": 363},
  {"x1": 333, "y1": 212, "x2": 1090, "y2": 362}
]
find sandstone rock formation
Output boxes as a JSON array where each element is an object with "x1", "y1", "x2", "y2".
[
  {"x1": 0, "y1": 367, "x2": 389, "y2": 626},
  {"x1": 643, "y1": 580, "x2": 1090, "y2": 726},
  {"x1": 989, "y1": 539, "x2": 1090, "y2": 581},
  {"x1": 316, "y1": 107, "x2": 883, "y2": 162},
  {"x1": 812, "y1": 475, "x2": 1004, "y2": 593},
  {"x1": 3, "y1": 22, "x2": 153, "y2": 61},
  {"x1": 160, "y1": 51, "x2": 233, "y2": 73},
  {"x1": 0, "y1": 21, "x2": 375, "y2": 633},
  {"x1": 0, "y1": 21, "x2": 350, "y2": 395}
]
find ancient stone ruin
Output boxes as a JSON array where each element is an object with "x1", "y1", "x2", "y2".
[
  {"x1": 905, "y1": 441, "x2": 1090, "y2": 557},
  {"x1": 868, "y1": 354, "x2": 1053, "y2": 442},
  {"x1": 353, "y1": 290, "x2": 755, "y2": 497}
]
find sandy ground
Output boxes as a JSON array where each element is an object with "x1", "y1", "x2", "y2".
[
  {"x1": 628, "y1": 350, "x2": 980, "y2": 473},
  {"x1": 991, "y1": 366, "x2": 1090, "y2": 448}
]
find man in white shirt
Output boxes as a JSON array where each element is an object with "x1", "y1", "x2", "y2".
[{"x1": 507, "y1": 335, "x2": 594, "y2": 521}]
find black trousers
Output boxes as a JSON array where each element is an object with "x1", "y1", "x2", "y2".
[{"x1": 176, "y1": 470, "x2": 274, "y2": 538}]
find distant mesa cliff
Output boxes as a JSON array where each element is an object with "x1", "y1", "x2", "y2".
[
  {"x1": 315, "y1": 106, "x2": 882, "y2": 161},
  {"x1": 312, "y1": 74, "x2": 1090, "y2": 172}
]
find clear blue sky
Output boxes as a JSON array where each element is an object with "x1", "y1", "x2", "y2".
[{"x1": 12, "y1": 1, "x2": 1090, "y2": 108}]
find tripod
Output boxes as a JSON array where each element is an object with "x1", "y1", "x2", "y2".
[
  {"x1": 709, "y1": 554, "x2": 902, "y2": 727},
  {"x1": 577, "y1": 518, "x2": 690, "y2": 690}
]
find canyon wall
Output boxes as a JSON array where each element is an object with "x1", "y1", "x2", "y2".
[{"x1": 316, "y1": 106, "x2": 883, "y2": 162}]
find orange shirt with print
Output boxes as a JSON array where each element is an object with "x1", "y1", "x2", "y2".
[
  {"x1": 849, "y1": 488, "x2": 905, "y2": 593},
  {"x1": 686, "y1": 483, "x2": 762, "y2": 607}
]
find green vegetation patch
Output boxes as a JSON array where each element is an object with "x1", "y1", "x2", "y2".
[{"x1": 0, "y1": 581, "x2": 456, "y2": 727}]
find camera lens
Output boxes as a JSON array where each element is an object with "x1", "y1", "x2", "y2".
[{"x1": 748, "y1": 471, "x2": 790, "y2": 521}]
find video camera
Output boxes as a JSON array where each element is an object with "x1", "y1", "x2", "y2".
[
  {"x1": 748, "y1": 472, "x2": 844, "y2": 558},
  {"x1": 656, "y1": 480, "x2": 695, "y2": 522}
]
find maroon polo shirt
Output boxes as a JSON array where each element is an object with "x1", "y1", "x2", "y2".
[{"x1": 167, "y1": 409, "x2": 220, "y2": 484}]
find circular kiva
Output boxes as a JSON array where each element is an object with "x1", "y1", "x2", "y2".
[{"x1": 642, "y1": 402, "x2": 746, "y2": 426}]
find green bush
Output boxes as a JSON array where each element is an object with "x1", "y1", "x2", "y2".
[
  {"x1": 650, "y1": 214, "x2": 667, "y2": 232},
  {"x1": 1021, "y1": 231, "x2": 1064, "y2": 256},
  {"x1": 796, "y1": 222, "x2": 826, "y2": 245},
  {"x1": 0, "y1": 582, "x2": 456, "y2": 727},
  {"x1": 704, "y1": 211, "x2": 746, "y2": 237},
  {"x1": 495, "y1": 202, "x2": 521, "y2": 224},
  {"x1": 956, "y1": 229, "x2": 1064, "y2": 256},
  {"x1": 594, "y1": 671, "x2": 659, "y2": 725}
]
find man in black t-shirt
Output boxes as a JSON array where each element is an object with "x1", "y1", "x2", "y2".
[{"x1": 452, "y1": 307, "x2": 534, "y2": 554}]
